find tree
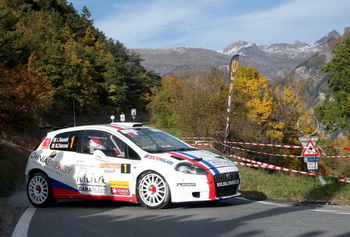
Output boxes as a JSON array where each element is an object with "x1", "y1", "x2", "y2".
[
  {"x1": 0, "y1": 0, "x2": 160, "y2": 134},
  {"x1": 147, "y1": 75, "x2": 183, "y2": 128},
  {"x1": 0, "y1": 1, "x2": 29, "y2": 67},
  {"x1": 315, "y1": 36, "x2": 350, "y2": 131},
  {"x1": 0, "y1": 53, "x2": 52, "y2": 133},
  {"x1": 148, "y1": 68, "x2": 228, "y2": 136},
  {"x1": 231, "y1": 66, "x2": 275, "y2": 142},
  {"x1": 175, "y1": 68, "x2": 227, "y2": 136}
]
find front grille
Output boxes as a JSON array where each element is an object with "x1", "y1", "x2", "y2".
[{"x1": 214, "y1": 172, "x2": 240, "y2": 197}]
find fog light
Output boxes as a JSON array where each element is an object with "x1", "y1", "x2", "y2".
[{"x1": 192, "y1": 192, "x2": 200, "y2": 198}]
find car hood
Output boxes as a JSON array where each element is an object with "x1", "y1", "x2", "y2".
[{"x1": 152, "y1": 149, "x2": 236, "y2": 168}]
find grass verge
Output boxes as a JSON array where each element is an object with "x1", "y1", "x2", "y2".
[{"x1": 239, "y1": 166, "x2": 350, "y2": 205}]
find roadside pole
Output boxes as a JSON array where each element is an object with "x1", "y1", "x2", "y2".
[
  {"x1": 297, "y1": 115, "x2": 326, "y2": 186},
  {"x1": 224, "y1": 55, "x2": 239, "y2": 155}
]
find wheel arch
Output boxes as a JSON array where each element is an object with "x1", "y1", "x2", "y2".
[
  {"x1": 27, "y1": 168, "x2": 49, "y2": 180},
  {"x1": 135, "y1": 169, "x2": 172, "y2": 209}
]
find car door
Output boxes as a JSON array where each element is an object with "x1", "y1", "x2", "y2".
[
  {"x1": 74, "y1": 129, "x2": 141, "y2": 199},
  {"x1": 47, "y1": 130, "x2": 80, "y2": 191}
]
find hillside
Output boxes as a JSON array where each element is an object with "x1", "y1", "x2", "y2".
[
  {"x1": 0, "y1": 0, "x2": 160, "y2": 137},
  {"x1": 287, "y1": 28, "x2": 350, "y2": 107},
  {"x1": 133, "y1": 28, "x2": 349, "y2": 108}
]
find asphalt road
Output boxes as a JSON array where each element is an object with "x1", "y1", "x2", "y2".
[{"x1": 9, "y1": 196, "x2": 350, "y2": 237}]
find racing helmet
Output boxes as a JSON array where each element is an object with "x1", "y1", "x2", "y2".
[{"x1": 89, "y1": 138, "x2": 106, "y2": 153}]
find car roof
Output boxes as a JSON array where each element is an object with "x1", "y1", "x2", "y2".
[{"x1": 47, "y1": 122, "x2": 147, "y2": 135}]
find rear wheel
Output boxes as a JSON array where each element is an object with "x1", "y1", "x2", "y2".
[
  {"x1": 27, "y1": 172, "x2": 56, "y2": 207},
  {"x1": 136, "y1": 171, "x2": 171, "y2": 209}
]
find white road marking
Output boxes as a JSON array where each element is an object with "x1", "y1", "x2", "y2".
[
  {"x1": 237, "y1": 197, "x2": 350, "y2": 215},
  {"x1": 12, "y1": 206, "x2": 36, "y2": 237},
  {"x1": 311, "y1": 209, "x2": 350, "y2": 215}
]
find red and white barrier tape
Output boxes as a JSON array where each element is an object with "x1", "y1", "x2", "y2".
[
  {"x1": 230, "y1": 145, "x2": 301, "y2": 157},
  {"x1": 228, "y1": 144, "x2": 350, "y2": 158},
  {"x1": 321, "y1": 155, "x2": 350, "y2": 158},
  {"x1": 181, "y1": 137, "x2": 350, "y2": 151},
  {"x1": 183, "y1": 138, "x2": 350, "y2": 183},
  {"x1": 226, "y1": 141, "x2": 350, "y2": 151},
  {"x1": 225, "y1": 141, "x2": 303, "y2": 149},
  {"x1": 179, "y1": 137, "x2": 213, "y2": 140},
  {"x1": 192, "y1": 140, "x2": 350, "y2": 159},
  {"x1": 231, "y1": 155, "x2": 350, "y2": 183},
  {"x1": 231, "y1": 155, "x2": 320, "y2": 177},
  {"x1": 191, "y1": 143, "x2": 211, "y2": 146},
  {"x1": 320, "y1": 145, "x2": 350, "y2": 150}
]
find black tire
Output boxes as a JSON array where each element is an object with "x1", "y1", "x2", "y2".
[
  {"x1": 27, "y1": 172, "x2": 56, "y2": 207},
  {"x1": 136, "y1": 171, "x2": 171, "y2": 209}
]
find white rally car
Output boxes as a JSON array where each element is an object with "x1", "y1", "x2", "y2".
[{"x1": 25, "y1": 123, "x2": 240, "y2": 209}]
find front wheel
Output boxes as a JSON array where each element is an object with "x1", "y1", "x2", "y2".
[
  {"x1": 27, "y1": 172, "x2": 56, "y2": 207},
  {"x1": 136, "y1": 171, "x2": 171, "y2": 209}
]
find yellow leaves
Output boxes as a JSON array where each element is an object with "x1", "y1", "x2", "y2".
[
  {"x1": 108, "y1": 84, "x2": 117, "y2": 93},
  {"x1": 233, "y1": 66, "x2": 309, "y2": 143},
  {"x1": 266, "y1": 122, "x2": 285, "y2": 140},
  {"x1": 236, "y1": 67, "x2": 274, "y2": 125},
  {"x1": 247, "y1": 96, "x2": 274, "y2": 124},
  {"x1": 275, "y1": 86, "x2": 304, "y2": 114}
]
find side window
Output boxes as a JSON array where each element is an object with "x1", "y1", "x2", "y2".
[
  {"x1": 82, "y1": 130, "x2": 132, "y2": 159},
  {"x1": 128, "y1": 146, "x2": 141, "y2": 160},
  {"x1": 50, "y1": 131, "x2": 79, "y2": 151}
]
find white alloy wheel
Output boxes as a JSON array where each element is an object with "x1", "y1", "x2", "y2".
[
  {"x1": 27, "y1": 173, "x2": 55, "y2": 207},
  {"x1": 137, "y1": 171, "x2": 171, "y2": 209}
]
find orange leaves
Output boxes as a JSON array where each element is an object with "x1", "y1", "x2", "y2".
[{"x1": 0, "y1": 54, "x2": 52, "y2": 131}]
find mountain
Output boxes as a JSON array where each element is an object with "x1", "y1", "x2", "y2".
[
  {"x1": 132, "y1": 29, "x2": 345, "y2": 82},
  {"x1": 287, "y1": 28, "x2": 350, "y2": 107},
  {"x1": 132, "y1": 47, "x2": 230, "y2": 76},
  {"x1": 218, "y1": 40, "x2": 324, "y2": 80},
  {"x1": 315, "y1": 30, "x2": 341, "y2": 44}
]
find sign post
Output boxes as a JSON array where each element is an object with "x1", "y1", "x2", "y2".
[
  {"x1": 224, "y1": 55, "x2": 239, "y2": 154},
  {"x1": 120, "y1": 113, "x2": 125, "y2": 122},
  {"x1": 297, "y1": 115, "x2": 326, "y2": 185},
  {"x1": 131, "y1": 109, "x2": 136, "y2": 120}
]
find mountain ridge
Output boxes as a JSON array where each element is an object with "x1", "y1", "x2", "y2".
[{"x1": 132, "y1": 28, "x2": 347, "y2": 81}]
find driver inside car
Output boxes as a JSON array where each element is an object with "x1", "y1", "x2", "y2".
[{"x1": 89, "y1": 138, "x2": 121, "y2": 157}]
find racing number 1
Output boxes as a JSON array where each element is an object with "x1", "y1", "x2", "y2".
[
  {"x1": 70, "y1": 136, "x2": 76, "y2": 149},
  {"x1": 121, "y1": 164, "x2": 131, "y2": 173}
]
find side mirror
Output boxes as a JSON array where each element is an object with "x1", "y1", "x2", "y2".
[{"x1": 93, "y1": 150, "x2": 108, "y2": 161}]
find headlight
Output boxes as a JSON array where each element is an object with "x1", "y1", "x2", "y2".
[{"x1": 175, "y1": 162, "x2": 208, "y2": 175}]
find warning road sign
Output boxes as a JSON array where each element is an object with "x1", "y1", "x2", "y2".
[{"x1": 301, "y1": 140, "x2": 320, "y2": 156}]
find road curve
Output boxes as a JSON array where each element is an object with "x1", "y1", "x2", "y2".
[{"x1": 11, "y1": 197, "x2": 350, "y2": 237}]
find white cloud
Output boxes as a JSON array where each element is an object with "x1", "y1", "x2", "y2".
[
  {"x1": 92, "y1": 0, "x2": 350, "y2": 49},
  {"x1": 96, "y1": 1, "x2": 202, "y2": 47}
]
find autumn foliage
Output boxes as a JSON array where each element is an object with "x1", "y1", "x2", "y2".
[
  {"x1": 0, "y1": 0, "x2": 160, "y2": 135},
  {"x1": 148, "y1": 66, "x2": 312, "y2": 169}
]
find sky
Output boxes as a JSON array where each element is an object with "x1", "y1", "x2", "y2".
[{"x1": 68, "y1": 0, "x2": 350, "y2": 50}]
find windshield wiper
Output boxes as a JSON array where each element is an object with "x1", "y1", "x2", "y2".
[
  {"x1": 149, "y1": 149, "x2": 167, "y2": 153},
  {"x1": 169, "y1": 148, "x2": 197, "y2": 152}
]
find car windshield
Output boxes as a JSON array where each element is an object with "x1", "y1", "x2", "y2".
[{"x1": 118, "y1": 127, "x2": 196, "y2": 153}]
